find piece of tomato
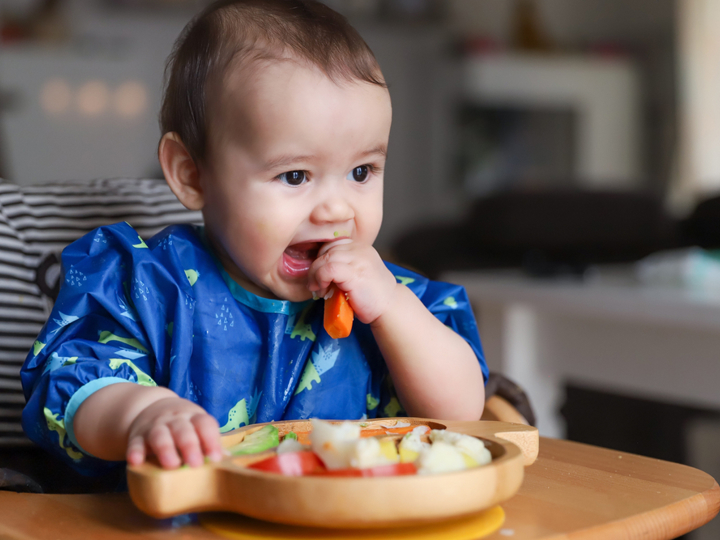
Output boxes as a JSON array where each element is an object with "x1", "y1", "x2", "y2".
[
  {"x1": 247, "y1": 451, "x2": 326, "y2": 476},
  {"x1": 314, "y1": 462, "x2": 417, "y2": 477}
]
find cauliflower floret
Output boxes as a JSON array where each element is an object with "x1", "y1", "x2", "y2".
[
  {"x1": 277, "y1": 438, "x2": 305, "y2": 454},
  {"x1": 310, "y1": 419, "x2": 361, "y2": 469},
  {"x1": 428, "y1": 430, "x2": 491, "y2": 467},
  {"x1": 429, "y1": 429, "x2": 463, "y2": 445},
  {"x1": 400, "y1": 432, "x2": 429, "y2": 453},
  {"x1": 417, "y1": 441, "x2": 467, "y2": 474},
  {"x1": 348, "y1": 437, "x2": 395, "y2": 469},
  {"x1": 398, "y1": 432, "x2": 430, "y2": 463},
  {"x1": 454, "y1": 435, "x2": 492, "y2": 466}
]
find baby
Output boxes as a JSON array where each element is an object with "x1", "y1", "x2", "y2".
[{"x1": 21, "y1": 0, "x2": 487, "y2": 476}]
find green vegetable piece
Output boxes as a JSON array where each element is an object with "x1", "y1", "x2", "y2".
[
  {"x1": 228, "y1": 425, "x2": 279, "y2": 456},
  {"x1": 285, "y1": 431, "x2": 298, "y2": 441}
]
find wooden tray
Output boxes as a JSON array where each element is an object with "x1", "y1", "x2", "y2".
[{"x1": 127, "y1": 418, "x2": 538, "y2": 528}]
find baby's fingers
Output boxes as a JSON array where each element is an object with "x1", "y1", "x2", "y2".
[
  {"x1": 168, "y1": 418, "x2": 205, "y2": 468},
  {"x1": 147, "y1": 424, "x2": 182, "y2": 469},
  {"x1": 126, "y1": 435, "x2": 147, "y2": 466},
  {"x1": 192, "y1": 414, "x2": 223, "y2": 462}
]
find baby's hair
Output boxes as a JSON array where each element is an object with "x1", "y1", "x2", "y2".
[{"x1": 160, "y1": 0, "x2": 387, "y2": 164}]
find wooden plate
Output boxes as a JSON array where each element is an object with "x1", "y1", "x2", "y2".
[{"x1": 127, "y1": 418, "x2": 538, "y2": 528}]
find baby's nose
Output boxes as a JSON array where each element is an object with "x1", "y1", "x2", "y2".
[{"x1": 310, "y1": 196, "x2": 354, "y2": 224}]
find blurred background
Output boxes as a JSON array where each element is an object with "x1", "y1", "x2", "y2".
[{"x1": 2, "y1": 0, "x2": 720, "y2": 534}]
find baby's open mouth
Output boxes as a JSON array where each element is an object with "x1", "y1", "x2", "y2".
[{"x1": 282, "y1": 242, "x2": 320, "y2": 277}]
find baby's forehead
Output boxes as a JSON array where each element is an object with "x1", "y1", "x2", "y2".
[{"x1": 213, "y1": 53, "x2": 382, "y2": 113}]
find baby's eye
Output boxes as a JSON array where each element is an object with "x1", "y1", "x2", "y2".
[
  {"x1": 277, "y1": 170, "x2": 307, "y2": 186},
  {"x1": 347, "y1": 165, "x2": 370, "y2": 183}
]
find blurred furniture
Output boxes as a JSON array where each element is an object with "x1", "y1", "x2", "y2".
[
  {"x1": 481, "y1": 372, "x2": 536, "y2": 426},
  {"x1": 463, "y1": 53, "x2": 642, "y2": 189},
  {"x1": 0, "y1": 435, "x2": 717, "y2": 539},
  {"x1": 393, "y1": 189, "x2": 679, "y2": 279},
  {"x1": 681, "y1": 193, "x2": 720, "y2": 248},
  {"x1": 448, "y1": 267, "x2": 720, "y2": 439}
]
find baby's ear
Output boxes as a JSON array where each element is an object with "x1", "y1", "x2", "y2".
[{"x1": 159, "y1": 133, "x2": 204, "y2": 211}]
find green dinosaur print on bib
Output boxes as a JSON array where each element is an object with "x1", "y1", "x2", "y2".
[
  {"x1": 44, "y1": 408, "x2": 83, "y2": 460},
  {"x1": 108, "y1": 359, "x2": 156, "y2": 386},
  {"x1": 98, "y1": 331, "x2": 148, "y2": 352},
  {"x1": 367, "y1": 393, "x2": 380, "y2": 410},
  {"x1": 290, "y1": 304, "x2": 316, "y2": 342}
]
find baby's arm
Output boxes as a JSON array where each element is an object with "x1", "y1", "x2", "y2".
[
  {"x1": 73, "y1": 383, "x2": 223, "y2": 468},
  {"x1": 308, "y1": 242, "x2": 485, "y2": 420},
  {"x1": 370, "y1": 283, "x2": 485, "y2": 420}
]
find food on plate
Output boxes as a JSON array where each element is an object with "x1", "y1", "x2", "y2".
[
  {"x1": 248, "y1": 451, "x2": 325, "y2": 476},
  {"x1": 277, "y1": 437, "x2": 305, "y2": 454},
  {"x1": 323, "y1": 285, "x2": 353, "y2": 339},
  {"x1": 398, "y1": 430, "x2": 430, "y2": 463},
  {"x1": 228, "y1": 425, "x2": 279, "y2": 455},
  {"x1": 310, "y1": 418, "x2": 360, "y2": 469},
  {"x1": 430, "y1": 429, "x2": 492, "y2": 467},
  {"x1": 247, "y1": 452, "x2": 417, "y2": 477},
  {"x1": 236, "y1": 419, "x2": 492, "y2": 477}
]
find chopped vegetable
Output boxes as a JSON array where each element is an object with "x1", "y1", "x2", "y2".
[
  {"x1": 429, "y1": 429, "x2": 491, "y2": 467},
  {"x1": 398, "y1": 432, "x2": 429, "y2": 463},
  {"x1": 323, "y1": 285, "x2": 353, "y2": 339},
  {"x1": 247, "y1": 451, "x2": 416, "y2": 477},
  {"x1": 228, "y1": 425, "x2": 279, "y2": 456},
  {"x1": 277, "y1": 438, "x2": 306, "y2": 454},
  {"x1": 359, "y1": 425, "x2": 417, "y2": 438},
  {"x1": 378, "y1": 437, "x2": 399, "y2": 463},
  {"x1": 348, "y1": 437, "x2": 395, "y2": 469},
  {"x1": 248, "y1": 451, "x2": 325, "y2": 476},
  {"x1": 417, "y1": 441, "x2": 467, "y2": 474},
  {"x1": 285, "y1": 431, "x2": 298, "y2": 441},
  {"x1": 316, "y1": 462, "x2": 417, "y2": 477},
  {"x1": 399, "y1": 446, "x2": 419, "y2": 464},
  {"x1": 310, "y1": 419, "x2": 361, "y2": 469}
]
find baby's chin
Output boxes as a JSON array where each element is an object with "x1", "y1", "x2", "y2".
[{"x1": 273, "y1": 284, "x2": 315, "y2": 303}]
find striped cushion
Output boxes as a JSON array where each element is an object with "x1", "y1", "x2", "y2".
[{"x1": 0, "y1": 178, "x2": 202, "y2": 446}]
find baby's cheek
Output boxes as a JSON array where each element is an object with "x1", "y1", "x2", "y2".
[
  {"x1": 250, "y1": 218, "x2": 287, "y2": 255},
  {"x1": 254, "y1": 218, "x2": 283, "y2": 241}
]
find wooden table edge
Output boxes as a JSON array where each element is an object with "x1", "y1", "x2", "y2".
[{"x1": 540, "y1": 480, "x2": 720, "y2": 540}]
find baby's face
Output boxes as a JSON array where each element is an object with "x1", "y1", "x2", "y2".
[{"x1": 200, "y1": 60, "x2": 391, "y2": 301}]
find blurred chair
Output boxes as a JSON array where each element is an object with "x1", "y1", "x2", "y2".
[
  {"x1": 0, "y1": 177, "x2": 202, "y2": 494},
  {"x1": 481, "y1": 372, "x2": 536, "y2": 426}
]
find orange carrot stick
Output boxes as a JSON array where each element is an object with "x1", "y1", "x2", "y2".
[
  {"x1": 323, "y1": 285, "x2": 353, "y2": 339},
  {"x1": 359, "y1": 426, "x2": 417, "y2": 438}
]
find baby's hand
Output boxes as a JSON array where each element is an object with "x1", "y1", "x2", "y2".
[
  {"x1": 307, "y1": 240, "x2": 398, "y2": 324},
  {"x1": 126, "y1": 396, "x2": 223, "y2": 469}
]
